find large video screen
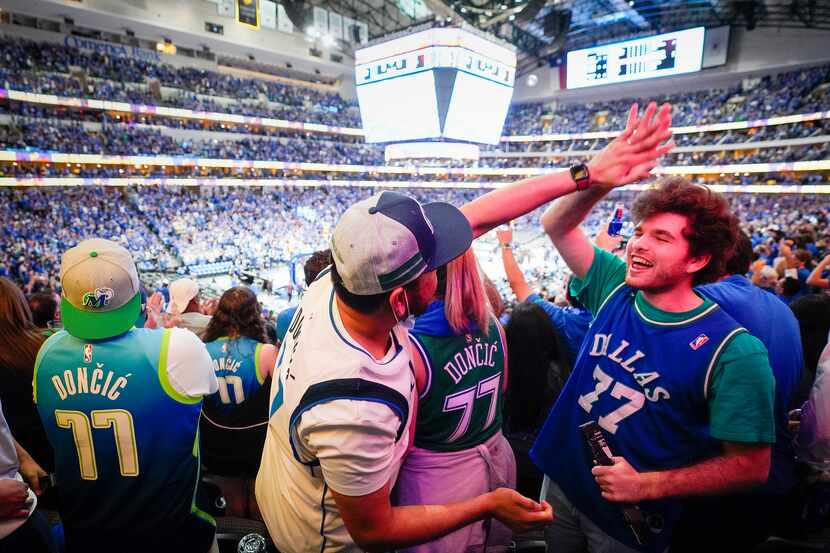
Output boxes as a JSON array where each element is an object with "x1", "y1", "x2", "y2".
[
  {"x1": 355, "y1": 27, "x2": 517, "y2": 144},
  {"x1": 566, "y1": 27, "x2": 705, "y2": 89},
  {"x1": 443, "y1": 71, "x2": 513, "y2": 144},
  {"x1": 357, "y1": 71, "x2": 441, "y2": 143}
]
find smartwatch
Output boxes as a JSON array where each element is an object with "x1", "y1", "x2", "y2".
[{"x1": 570, "y1": 163, "x2": 591, "y2": 191}]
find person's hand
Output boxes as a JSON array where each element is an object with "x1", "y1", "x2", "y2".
[
  {"x1": 496, "y1": 228, "x2": 513, "y2": 246},
  {"x1": 587, "y1": 102, "x2": 674, "y2": 189},
  {"x1": 487, "y1": 487, "x2": 554, "y2": 533},
  {"x1": 821, "y1": 254, "x2": 830, "y2": 266},
  {"x1": 17, "y1": 453, "x2": 46, "y2": 496},
  {"x1": 201, "y1": 298, "x2": 219, "y2": 316},
  {"x1": 146, "y1": 291, "x2": 164, "y2": 314},
  {"x1": 595, "y1": 228, "x2": 624, "y2": 253},
  {"x1": 162, "y1": 313, "x2": 182, "y2": 329},
  {"x1": 592, "y1": 456, "x2": 649, "y2": 503},
  {"x1": 0, "y1": 480, "x2": 30, "y2": 519}
]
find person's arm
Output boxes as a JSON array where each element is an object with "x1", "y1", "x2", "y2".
[
  {"x1": 795, "y1": 340, "x2": 830, "y2": 469},
  {"x1": 461, "y1": 102, "x2": 674, "y2": 239},
  {"x1": 806, "y1": 254, "x2": 830, "y2": 289},
  {"x1": 164, "y1": 327, "x2": 219, "y2": 400},
  {"x1": 332, "y1": 483, "x2": 551, "y2": 553},
  {"x1": 300, "y1": 399, "x2": 551, "y2": 552},
  {"x1": 14, "y1": 440, "x2": 46, "y2": 496},
  {"x1": 497, "y1": 228, "x2": 532, "y2": 302},
  {"x1": 592, "y1": 442, "x2": 770, "y2": 502},
  {"x1": 257, "y1": 343, "x2": 278, "y2": 380},
  {"x1": 542, "y1": 102, "x2": 673, "y2": 279}
]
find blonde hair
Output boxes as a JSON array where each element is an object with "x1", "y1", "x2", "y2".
[{"x1": 443, "y1": 249, "x2": 493, "y2": 335}]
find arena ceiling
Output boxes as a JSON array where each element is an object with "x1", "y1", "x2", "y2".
[{"x1": 312, "y1": 0, "x2": 830, "y2": 73}]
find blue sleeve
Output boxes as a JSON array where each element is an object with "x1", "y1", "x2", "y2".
[{"x1": 526, "y1": 293, "x2": 568, "y2": 334}]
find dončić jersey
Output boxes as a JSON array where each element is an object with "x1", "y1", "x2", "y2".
[
  {"x1": 204, "y1": 336, "x2": 265, "y2": 415},
  {"x1": 410, "y1": 300, "x2": 507, "y2": 452},
  {"x1": 34, "y1": 328, "x2": 211, "y2": 533}
]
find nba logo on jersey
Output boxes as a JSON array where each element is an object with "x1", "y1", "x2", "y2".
[
  {"x1": 689, "y1": 334, "x2": 709, "y2": 351},
  {"x1": 83, "y1": 344, "x2": 93, "y2": 363}
]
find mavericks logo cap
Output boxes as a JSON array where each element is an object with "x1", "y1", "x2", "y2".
[
  {"x1": 60, "y1": 238, "x2": 141, "y2": 340},
  {"x1": 331, "y1": 191, "x2": 473, "y2": 295}
]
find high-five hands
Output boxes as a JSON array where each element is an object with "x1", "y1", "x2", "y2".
[{"x1": 587, "y1": 102, "x2": 675, "y2": 188}]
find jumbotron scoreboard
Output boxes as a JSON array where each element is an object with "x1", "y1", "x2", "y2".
[{"x1": 355, "y1": 26, "x2": 517, "y2": 145}]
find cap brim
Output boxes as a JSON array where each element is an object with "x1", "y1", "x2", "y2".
[
  {"x1": 61, "y1": 293, "x2": 141, "y2": 340},
  {"x1": 423, "y1": 202, "x2": 473, "y2": 271}
]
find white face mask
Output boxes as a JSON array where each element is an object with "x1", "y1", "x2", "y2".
[{"x1": 393, "y1": 289, "x2": 416, "y2": 329}]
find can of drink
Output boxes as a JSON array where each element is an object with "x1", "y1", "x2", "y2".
[{"x1": 608, "y1": 202, "x2": 625, "y2": 236}]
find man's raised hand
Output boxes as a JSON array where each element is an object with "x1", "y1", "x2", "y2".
[{"x1": 586, "y1": 102, "x2": 675, "y2": 189}]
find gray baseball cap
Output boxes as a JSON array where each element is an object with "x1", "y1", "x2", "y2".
[
  {"x1": 331, "y1": 191, "x2": 473, "y2": 295},
  {"x1": 59, "y1": 238, "x2": 141, "y2": 340}
]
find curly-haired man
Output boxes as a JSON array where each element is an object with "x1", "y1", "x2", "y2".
[{"x1": 534, "y1": 168, "x2": 775, "y2": 553}]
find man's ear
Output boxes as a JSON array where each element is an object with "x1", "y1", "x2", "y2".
[
  {"x1": 686, "y1": 253, "x2": 711, "y2": 276},
  {"x1": 388, "y1": 287, "x2": 407, "y2": 320}
]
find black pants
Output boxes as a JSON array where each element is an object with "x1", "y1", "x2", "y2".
[
  {"x1": 0, "y1": 510, "x2": 58, "y2": 553},
  {"x1": 64, "y1": 514, "x2": 216, "y2": 553},
  {"x1": 671, "y1": 489, "x2": 801, "y2": 553}
]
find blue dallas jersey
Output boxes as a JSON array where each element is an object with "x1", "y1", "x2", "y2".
[
  {"x1": 531, "y1": 284, "x2": 745, "y2": 553},
  {"x1": 34, "y1": 328, "x2": 212, "y2": 532},
  {"x1": 203, "y1": 336, "x2": 266, "y2": 415}
]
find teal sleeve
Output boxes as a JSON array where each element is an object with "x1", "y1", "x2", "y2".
[
  {"x1": 568, "y1": 246, "x2": 627, "y2": 314},
  {"x1": 708, "y1": 332, "x2": 776, "y2": 444}
]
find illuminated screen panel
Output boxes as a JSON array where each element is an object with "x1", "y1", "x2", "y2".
[
  {"x1": 566, "y1": 27, "x2": 705, "y2": 89},
  {"x1": 356, "y1": 71, "x2": 441, "y2": 143},
  {"x1": 443, "y1": 71, "x2": 513, "y2": 144}
]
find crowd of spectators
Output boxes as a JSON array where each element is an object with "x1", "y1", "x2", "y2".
[
  {"x1": 1, "y1": 36, "x2": 829, "y2": 138},
  {"x1": 2, "y1": 185, "x2": 829, "y2": 309},
  {"x1": 0, "y1": 36, "x2": 359, "y2": 127}
]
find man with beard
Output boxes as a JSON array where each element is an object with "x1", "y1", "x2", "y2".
[{"x1": 534, "y1": 175, "x2": 776, "y2": 553}]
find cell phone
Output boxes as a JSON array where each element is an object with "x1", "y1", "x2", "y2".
[
  {"x1": 38, "y1": 473, "x2": 57, "y2": 493},
  {"x1": 580, "y1": 421, "x2": 650, "y2": 545}
]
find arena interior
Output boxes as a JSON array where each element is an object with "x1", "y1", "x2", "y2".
[{"x1": 1, "y1": 0, "x2": 830, "y2": 552}]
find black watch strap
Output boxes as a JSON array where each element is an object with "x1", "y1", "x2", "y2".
[{"x1": 570, "y1": 163, "x2": 591, "y2": 191}]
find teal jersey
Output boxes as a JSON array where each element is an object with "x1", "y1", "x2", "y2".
[
  {"x1": 34, "y1": 328, "x2": 213, "y2": 533},
  {"x1": 411, "y1": 301, "x2": 507, "y2": 452},
  {"x1": 203, "y1": 336, "x2": 266, "y2": 415}
]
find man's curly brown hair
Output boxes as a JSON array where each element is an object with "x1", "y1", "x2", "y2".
[
  {"x1": 202, "y1": 286, "x2": 266, "y2": 343},
  {"x1": 630, "y1": 177, "x2": 739, "y2": 286}
]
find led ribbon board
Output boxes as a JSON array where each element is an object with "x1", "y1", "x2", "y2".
[{"x1": 566, "y1": 27, "x2": 706, "y2": 89}]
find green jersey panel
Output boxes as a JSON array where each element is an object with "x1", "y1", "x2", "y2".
[{"x1": 411, "y1": 321, "x2": 506, "y2": 452}]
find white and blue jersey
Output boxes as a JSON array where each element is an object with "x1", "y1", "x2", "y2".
[
  {"x1": 256, "y1": 269, "x2": 416, "y2": 553},
  {"x1": 531, "y1": 283, "x2": 746, "y2": 553},
  {"x1": 204, "y1": 336, "x2": 266, "y2": 416},
  {"x1": 34, "y1": 328, "x2": 213, "y2": 534}
]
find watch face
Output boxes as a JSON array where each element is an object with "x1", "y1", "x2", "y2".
[{"x1": 573, "y1": 166, "x2": 588, "y2": 180}]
